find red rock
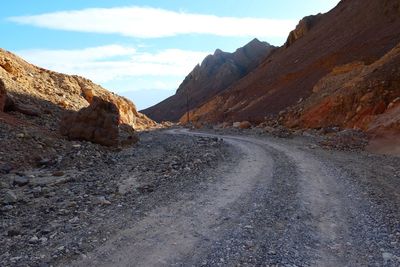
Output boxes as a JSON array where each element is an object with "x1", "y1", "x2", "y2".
[
  {"x1": 372, "y1": 101, "x2": 387, "y2": 115},
  {"x1": 239, "y1": 121, "x2": 252, "y2": 129},
  {"x1": 281, "y1": 41, "x2": 400, "y2": 154}
]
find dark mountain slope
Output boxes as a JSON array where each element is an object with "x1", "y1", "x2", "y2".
[{"x1": 141, "y1": 38, "x2": 274, "y2": 122}]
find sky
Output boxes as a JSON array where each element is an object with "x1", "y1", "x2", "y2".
[{"x1": 1, "y1": 0, "x2": 340, "y2": 110}]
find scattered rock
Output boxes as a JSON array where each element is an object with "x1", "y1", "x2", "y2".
[
  {"x1": 96, "y1": 196, "x2": 111, "y2": 205},
  {"x1": 239, "y1": 121, "x2": 252, "y2": 129},
  {"x1": 7, "y1": 228, "x2": 21, "y2": 237},
  {"x1": 52, "y1": 171, "x2": 65, "y2": 177},
  {"x1": 29, "y1": 236, "x2": 40, "y2": 244},
  {"x1": 13, "y1": 176, "x2": 29, "y2": 186},
  {"x1": 233, "y1": 122, "x2": 241, "y2": 128},
  {"x1": 0, "y1": 163, "x2": 13, "y2": 174},
  {"x1": 136, "y1": 184, "x2": 155, "y2": 193},
  {"x1": 319, "y1": 129, "x2": 368, "y2": 151},
  {"x1": 3, "y1": 190, "x2": 18, "y2": 204},
  {"x1": 37, "y1": 158, "x2": 56, "y2": 167},
  {"x1": 270, "y1": 126, "x2": 293, "y2": 138},
  {"x1": 0, "y1": 181, "x2": 10, "y2": 189}
]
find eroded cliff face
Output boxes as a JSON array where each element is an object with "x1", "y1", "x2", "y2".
[
  {"x1": 141, "y1": 38, "x2": 274, "y2": 122},
  {"x1": 284, "y1": 43, "x2": 400, "y2": 154},
  {"x1": 180, "y1": 0, "x2": 400, "y2": 125},
  {"x1": 0, "y1": 48, "x2": 156, "y2": 131},
  {"x1": 285, "y1": 14, "x2": 322, "y2": 48}
]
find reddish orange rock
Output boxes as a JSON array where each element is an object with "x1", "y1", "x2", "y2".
[{"x1": 239, "y1": 121, "x2": 252, "y2": 129}]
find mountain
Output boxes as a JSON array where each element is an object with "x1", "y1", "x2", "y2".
[
  {"x1": 181, "y1": 0, "x2": 400, "y2": 124},
  {"x1": 141, "y1": 38, "x2": 274, "y2": 122}
]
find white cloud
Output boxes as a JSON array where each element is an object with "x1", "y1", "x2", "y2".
[
  {"x1": 16, "y1": 45, "x2": 209, "y2": 85},
  {"x1": 19, "y1": 45, "x2": 137, "y2": 65},
  {"x1": 8, "y1": 6, "x2": 297, "y2": 39}
]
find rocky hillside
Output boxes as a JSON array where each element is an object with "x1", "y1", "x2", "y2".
[
  {"x1": 284, "y1": 42, "x2": 400, "y2": 154},
  {"x1": 0, "y1": 48, "x2": 156, "y2": 169},
  {"x1": 141, "y1": 38, "x2": 274, "y2": 122},
  {"x1": 182, "y1": 0, "x2": 400, "y2": 124},
  {"x1": 0, "y1": 48, "x2": 155, "y2": 131}
]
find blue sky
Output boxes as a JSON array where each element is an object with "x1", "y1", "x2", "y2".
[{"x1": 1, "y1": 0, "x2": 340, "y2": 110}]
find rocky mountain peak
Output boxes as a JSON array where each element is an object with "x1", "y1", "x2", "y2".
[
  {"x1": 213, "y1": 48, "x2": 224, "y2": 56},
  {"x1": 142, "y1": 39, "x2": 275, "y2": 122},
  {"x1": 243, "y1": 38, "x2": 267, "y2": 49}
]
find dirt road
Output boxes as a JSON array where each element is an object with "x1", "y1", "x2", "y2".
[{"x1": 71, "y1": 129, "x2": 400, "y2": 266}]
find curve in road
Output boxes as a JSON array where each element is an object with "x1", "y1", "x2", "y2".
[{"x1": 71, "y1": 129, "x2": 400, "y2": 267}]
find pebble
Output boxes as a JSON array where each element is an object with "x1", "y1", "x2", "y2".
[
  {"x1": 4, "y1": 190, "x2": 18, "y2": 204},
  {"x1": 0, "y1": 181, "x2": 10, "y2": 189},
  {"x1": 38, "y1": 158, "x2": 54, "y2": 167},
  {"x1": 7, "y1": 228, "x2": 21, "y2": 237},
  {"x1": 16, "y1": 133, "x2": 25, "y2": 138},
  {"x1": 97, "y1": 196, "x2": 111, "y2": 205},
  {"x1": 52, "y1": 171, "x2": 65, "y2": 177},
  {"x1": 29, "y1": 236, "x2": 40, "y2": 244},
  {"x1": 13, "y1": 176, "x2": 29, "y2": 186},
  {"x1": 0, "y1": 163, "x2": 13, "y2": 174}
]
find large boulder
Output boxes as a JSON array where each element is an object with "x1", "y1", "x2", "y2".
[
  {"x1": 81, "y1": 88, "x2": 155, "y2": 130},
  {"x1": 60, "y1": 97, "x2": 138, "y2": 146}
]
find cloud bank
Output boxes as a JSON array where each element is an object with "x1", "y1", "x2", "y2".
[
  {"x1": 16, "y1": 45, "x2": 209, "y2": 86},
  {"x1": 9, "y1": 6, "x2": 297, "y2": 39}
]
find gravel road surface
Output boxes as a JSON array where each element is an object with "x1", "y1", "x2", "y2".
[{"x1": 70, "y1": 129, "x2": 400, "y2": 267}]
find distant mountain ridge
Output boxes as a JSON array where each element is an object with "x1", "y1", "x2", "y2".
[{"x1": 141, "y1": 38, "x2": 274, "y2": 122}]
